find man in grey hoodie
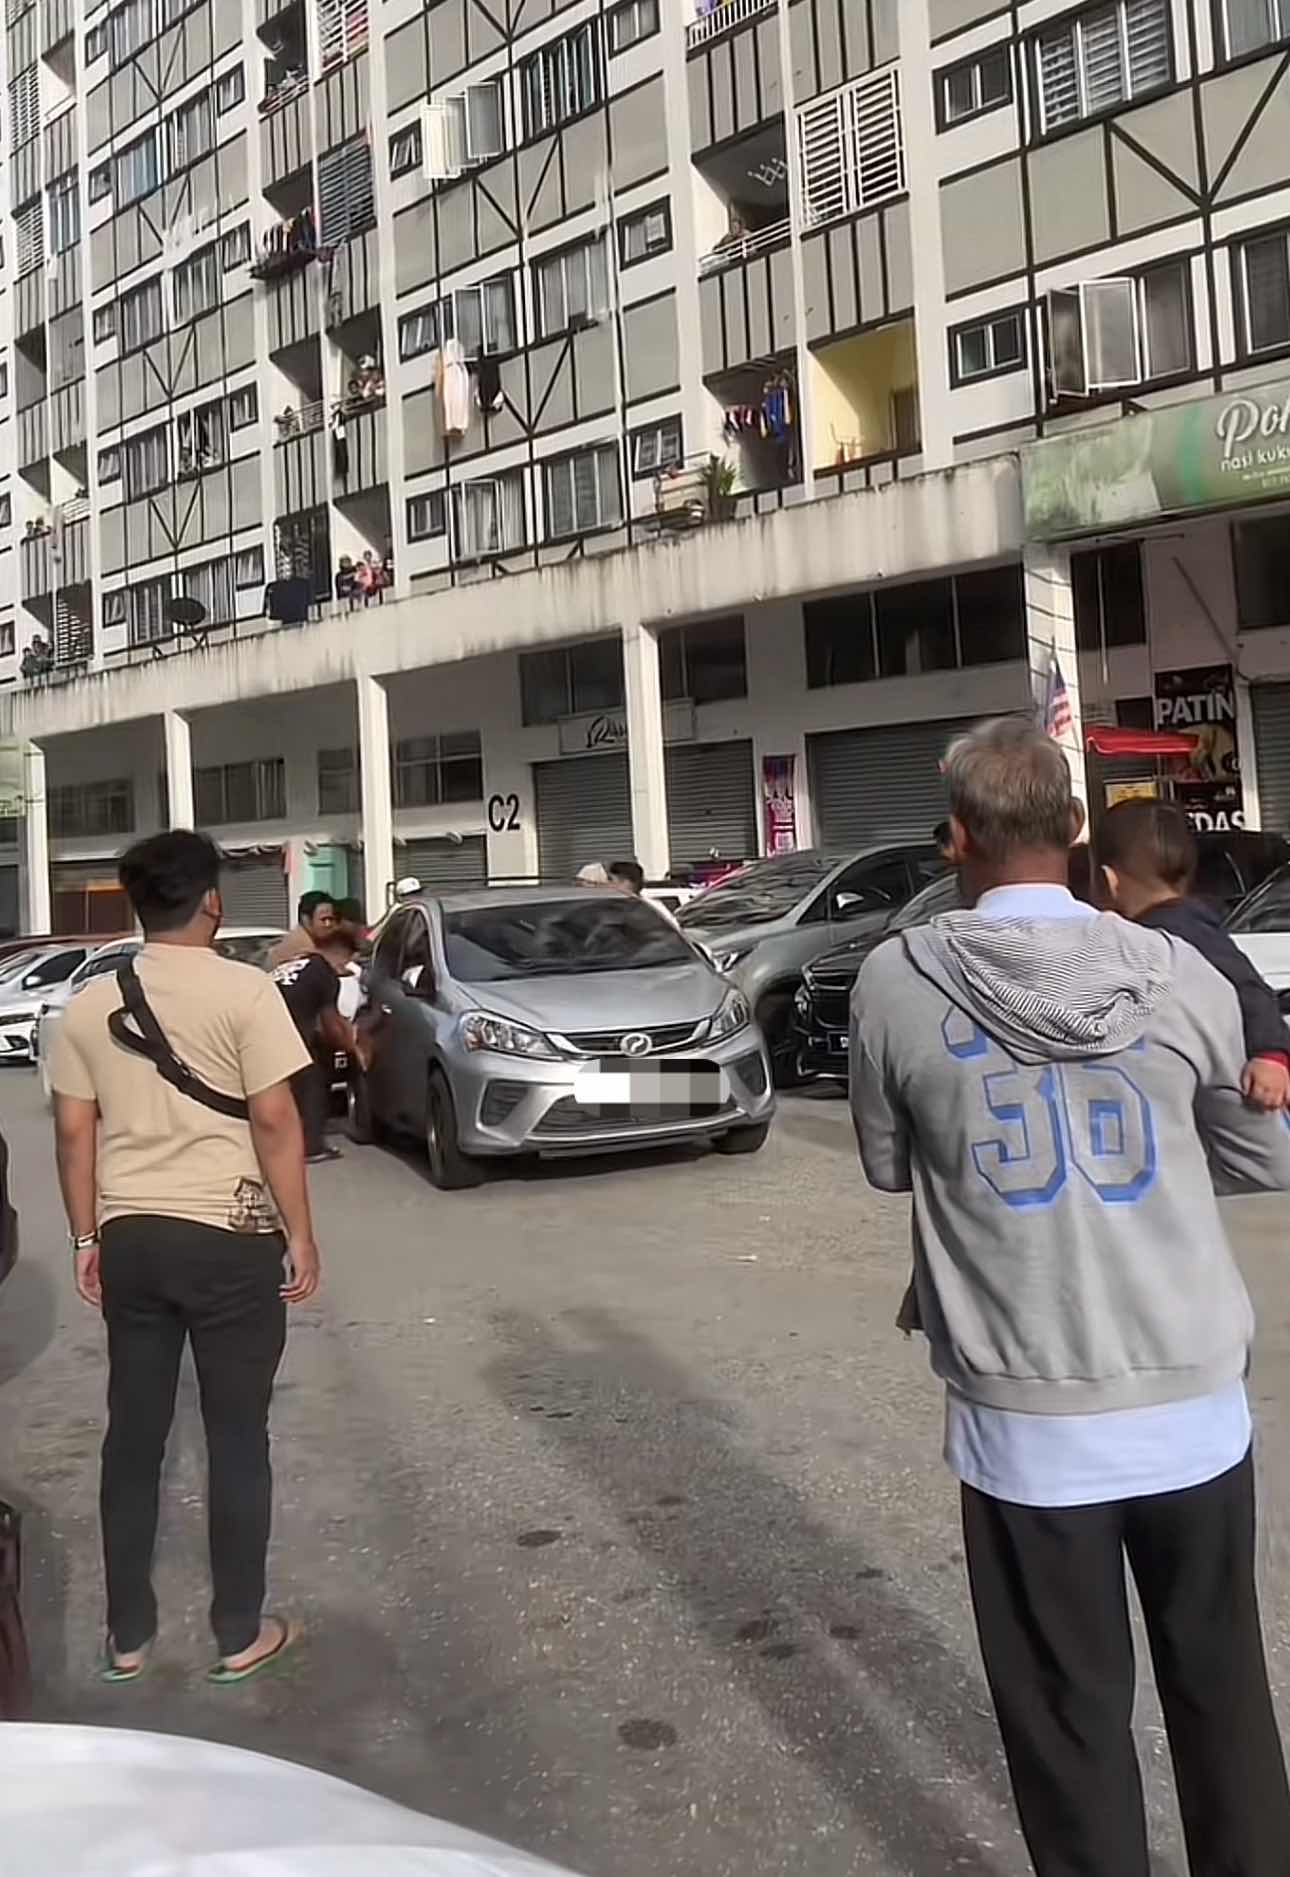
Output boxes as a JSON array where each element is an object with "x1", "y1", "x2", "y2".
[{"x1": 851, "y1": 716, "x2": 1290, "y2": 1877}]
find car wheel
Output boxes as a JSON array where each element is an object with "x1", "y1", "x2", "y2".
[
  {"x1": 425, "y1": 1070, "x2": 486, "y2": 1190},
  {"x1": 346, "y1": 1073, "x2": 381, "y2": 1145},
  {"x1": 714, "y1": 1119, "x2": 771, "y2": 1156},
  {"x1": 757, "y1": 991, "x2": 808, "y2": 1089}
]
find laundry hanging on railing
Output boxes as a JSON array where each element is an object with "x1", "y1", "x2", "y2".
[{"x1": 722, "y1": 373, "x2": 796, "y2": 444}]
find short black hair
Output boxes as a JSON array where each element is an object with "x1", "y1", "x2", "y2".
[
  {"x1": 1098, "y1": 798, "x2": 1197, "y2": 892},
  {"x1": 297, "y1": 890, "x2": 336, "y2": 924},
  {"x1": 335, "y1": 897, "x2": 365, "y2": 925},
  {"x1": 933, "y1": 820, "x2": 952, "y2": 851},
  {"x1": 608, "y1": 859, "x2": 645, "y2": 892},
  {"x1": 119, "y1": 830, "x2": 222, "y2": 935}
]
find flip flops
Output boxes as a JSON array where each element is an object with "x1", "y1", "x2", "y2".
[
  {"x1": 99, "y1": 1636, "x2": 155, "y2": 1684},
  {"x1": 206, "y1": 1615, "x2": 298, "y2": 1686}
]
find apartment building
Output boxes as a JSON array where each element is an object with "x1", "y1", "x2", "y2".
[{"x1": 2, "y1": 0, "x2": 1290, "y2": 934}]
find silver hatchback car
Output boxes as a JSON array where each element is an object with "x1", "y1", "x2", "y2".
[{"x1": 353, "y1": 887, "x2": 775, "y2": 1188}]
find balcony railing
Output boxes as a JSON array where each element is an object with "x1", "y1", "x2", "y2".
[
  {"x1": 687, "y1": 0, "x2": 775, "y2": 50},
  {"x1": 274, "y1": 399, "x2": 326, "y2": 440},
  {"x1": 698, "y1": 216, "x2": 792, "y2": 275},
  {"x1": 260, "y1": 70, "x2": 308, "y2": 116}
]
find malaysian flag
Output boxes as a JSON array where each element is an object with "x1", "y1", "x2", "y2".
[{"x1": 1044, "y1": 655, "x2": 1074, "y2": 743}]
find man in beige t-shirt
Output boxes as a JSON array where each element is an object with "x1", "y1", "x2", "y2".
[{"x1": 52, "y1": 830, "x2": 318, "y2": 1687}]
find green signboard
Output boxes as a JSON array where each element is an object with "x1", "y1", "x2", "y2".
[{"x1": 1022, "y1": 380, "x2": 1290, "y2": 540}]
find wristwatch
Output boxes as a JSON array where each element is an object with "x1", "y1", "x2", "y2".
[{"x1": 69, "y1": 1230, "x2": 100, "y2": 1252}]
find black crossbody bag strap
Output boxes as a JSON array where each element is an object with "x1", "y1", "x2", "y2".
[{"x1": 108, "y1": 957, "x2": 250, "y2": 1121}]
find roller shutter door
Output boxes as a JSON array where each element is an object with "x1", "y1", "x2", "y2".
[
  {"x1": 808, "y1": 718, "x2": 969, "y2": 849},
  {"x1": 535, "y1": 753, "x2": 632, "y2": 881},
  {"x1": 0, "y1": 864, "x2": 16, "y2": 937},
  {"x1": 665, "y1": 740, "x2": 756, "y2": 868},
  {"x1": 397, "y1": 835, "x2": 487, "y2": 888},
  {"x1": 220, "y1": 853, "x2": 290, "y2": 926},
  {"x1": 1253, "y1": 683, "x2": 1290, "y2": 832}
]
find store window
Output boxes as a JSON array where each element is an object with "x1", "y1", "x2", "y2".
[
  {"x1": 659, "y1": 616, "x2": 747, "y2": 704},
  {"x1": 804, "y1": 566, "x2": 1026, "y2": 686},
  {"x1": 520, "y1": 639, "x2": 623, "y2": 724},
  {"x1": 1233, "y1": 514, "x2": 1290, "y2": 631},
  {"x1": 195, "y1": 759, "x2": 286, "y2": 824},
  {"x1": 1072, "y1": 542, "x2": 1147, "y2": 650}
]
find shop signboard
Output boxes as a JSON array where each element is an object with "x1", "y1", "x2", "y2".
[
  {"x1": 761, "y1": 754, "x2": 797, "y2": 854},
  {"x1": 1022, "y1": 380, "x2": 1290, "y2": 539},
  {"x1": 556, "y1": 701, "x2": 695, "y2": 756},
  {"x1": 1153, "y1": 664, "x2": 1244, "y2": 831}
]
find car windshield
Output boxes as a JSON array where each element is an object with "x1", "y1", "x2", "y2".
[
  {"x1": 890, "y1": 870, "x2": 961, "y2": 930},
  {"x1": 1227, "y1": 865, "x2": 1290, "y2": 935},
  {"x1": 677, "y1": 854, "x2": 842, "y2": 931},
  {"x1": 216, "y1": 934, "x2": 278, "y2": 969},
  {"x1": 444, "y1": 898, "x2": 694, "y2": 982},
  {"x1": 0, "y1": 948, "x2": 43, "y2": 983},
  {"x1": 17, "y1": 950, "x2": 84, "y2": 988}
]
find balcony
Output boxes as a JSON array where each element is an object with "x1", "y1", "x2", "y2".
[
  {"x1": 251, "y1": 211, "x2": 324, "y2": 281},
  {"x1": 808, "y1": 323, "x2": 922, "y2": 481},
  {"x1": 699, "y1": 215, "x2": 791, "y2": 276},
  {"x1": 687, "y1": 0, "x2": 775, "y2": 51}
]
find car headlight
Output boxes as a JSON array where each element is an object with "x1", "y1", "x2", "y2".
[
  {"x1": 794, "y1": 984, "x2": 811, "y2": 1017},
  {"x1": 708, "y1": 989, "x2": 751, "y2": 1041},
  {"x1": 713, "y1": 946, "x2": 753, "y2": 974},
  {"x1": 459, "y1": 1011, "x2": 559, "y2": 1060}
]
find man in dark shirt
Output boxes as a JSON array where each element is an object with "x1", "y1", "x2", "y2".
[{"x1": 272, "y1": 943, "x2": 356, "y2": 1163}]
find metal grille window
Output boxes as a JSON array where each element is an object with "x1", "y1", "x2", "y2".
[
  {"x1": 173, "y1": 244, "x2": 220, "y2": 322},
  {"x1": 317, "y1": 137, "x2": 375, "y2": 247},
  {"x1": 176, "y1": 399, "x2": 227, "y2": 475},
  {"x1": 520, "y1": 20, "x2": 604, "y2": 139},
  {"x1": 407, "y1": 490, "x2": 446, "y2": 539},
  {"x1": 393, "y1": 731, "x2": 483, "y2": 808},
  {"x1": 166, "y1": 89, "x2": 214, "y2": 171},
  {"x1": 452, "y1": 474, "x2": 526, "y2": 559},
  {"x1": 534, "y1": 237, "x2": 609, "y2": 337},
  {"x1": 1223, "y1": 0, "x2": 1290, "y2": 55},
  {"x1": 952, "y1": 310, "x2": 1026, "y2": 382},
  {"x1": 544, "y1": 446, "x2": 622, "y2": 538},
  {"x1": 1239, "y1": 230, "x2": 1290, "y2": 354},
  {"x1": 423, "y1": 84, "x2": 504, "y2": 180},
  {"x1": 318, "y1": 747, "x2": 357, "y2": 814},
  {"x1": 110, "y1": 0, "x2": 153, "y2": 65},
  {"x1": 608, "y1": 0, "x2": 658, "y2": 53},
  {"x1": 195, "y1": 759, "x2": 287, "y2": 824},
  {"x1": 15, "y1": 201, "x2": 43, "y2": 277},
  {"x1": 8, "y1": 65, "x2": 38, "y2": 147},
  {"x1": 49, "y1": 779, "x2": 135, "y2": 838},
  {"x1": 128, "y1": 576, "x2": 171, "y2": 645},
  {"x1": 120, "y1": 277, "x2": 164, "y2": 350},
  {"x1": 1035, "y1": 0, "x2": 1171, "y2": 135},
  {"x1": 181, "y1": 554, "x2": 235, "y2": 623},
  {"x1": 114, "y1": 129, "x2": 159, "y2": 206},
  {"x1": 317, "y1": 0, "x2": 369, "y2": 70},
  {"x1": 796, "y1": 69, "x2": 905, "y2": 228},
  {"x1": 124, "y1": 427, "x2": 169, "y2": 499},
  {"x1": 47, "y1": 172, "x2": 80, "y2": 255}
]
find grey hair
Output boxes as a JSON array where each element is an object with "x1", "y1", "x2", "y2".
[{"x1": 942, "y1": 716, "x2": 1073, "y2": 859}]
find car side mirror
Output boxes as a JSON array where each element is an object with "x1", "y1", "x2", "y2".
[
  {"x1": 402, "y1": 963, "x2": 434, "y2": 998},
  {"x1": 834, "y1": 891, "x2": 875, "y2": 917}
]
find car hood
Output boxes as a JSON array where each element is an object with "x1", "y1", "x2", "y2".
[
  {"x1": 803, "y1": 932, "x2": 889, "y2": 990},
  {"x1": 0, "y1": 994, "x2": 46, "y2": 1021},
  {"x1": 681, "y1": 916, "x2": 794, "y2": 954},
  {"x1": 457, "y1": 963, "x2": 726, "y2": 1035}
]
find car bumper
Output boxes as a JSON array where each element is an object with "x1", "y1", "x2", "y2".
[
  {"x1": 0, "y1": 1018, "x2": 36, "y2": 1061},
  {"x1": 792, "y1": 1016, "x2": 851, "y2": 1081},
  {"x1": 452, "y1": 1031, "x2": 775, "y2": 1157}
]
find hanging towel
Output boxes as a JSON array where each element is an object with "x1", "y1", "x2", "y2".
[{"x1": 437, "y1": 338, "x2": 472, "y2": 438}]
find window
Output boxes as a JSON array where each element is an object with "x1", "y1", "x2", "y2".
[
  {"x1": 448, "y1": 277, "x2": 516, "y2": 356},
  {"x1": 0, "y1": 495, "x2": 10, "y2": 529},
  {"x1": 1222, "y1": 0, "x2": 1290, "y2": 56},
  {"x1": 544, "y1": 445, "x2": 622, "y2": 537},
  {"x1": 534, "y1": 236, "x2": 608, "y2": 336},
  {"x1": 115, "y1": 128, "x2": 159, "y2": 206},
  {"x1": 8, "y1": 66, "x2": 39, "y2": 148},
  {"x1": 951, "y1": 309, "x2": 1026, "y2": 384},
  {"x1": 453, "y1": 474, "x2": 526, "y2": 558},
  {"x1": 1072, "y1": 543, "x2": 1146, "y2": 651},
  {"x1": 228, "y1": 384, "x2": 259, "y2": 429},
  {"x1": 0, "y1": 619, "x2": 12, "y2": 654},
  {"x1": 1048, "y1": 260, "x2": 1191, "y2": 395},
  {"x1": 659, "y1": 616, "x2": 746, "y2": 704},
  {"x1": 87, "y1": 21, "x2": 109, "y2": 61},
  {"x1": 124, "y1": 427, "x2": 169, "y2": 499},
  {"x1": 954, "y1": 565, "x2": 1026, "y2": 667},
  {"x1": 608, "y1": 0, "x2": 658, "y2": 54},
  {"x1": 234, "y1": 546, "x2": 264, "y2": 587},
  {"x1": 520, "y1": 20, "x2": 604, "y2": 139},
  {"x1": 120, "y1": 277, "x2": 164, "y2": 350},
  {"x1": 317, "y1": 0, "x2": 370, "y2": 69},
  {"x1": 215, "y1": 65, "x2": 245, "y2": 113},
  {"x1": 181, "y1": 554, "x2": 235, "y2": 623},
  {"x1": 520, "y1": 639, "x2": 624, "y2": 723},
  {"x1": 221, "y1": 222, "x2": 251, "y2": 270},
  {"x1": 0, "y1": 364, "x2": 7, "y2": 400},
  {"x1": 195, "y1": 759, "x2": 286, "y2": 824},
  {"x1": 938, "y1": 45, "x2": 1012, "y2": 127},
  {"x1": 93, "y1": 303, "x2": 118, "y2": 344},
  {"x1": 110, "y1": 0, "x2": 153, "y2": 66},
  {"x1": 804, "y1": 567, "x2": 1025, "y2": 686},
  {"x1": 317, "y1": 137, "x2": 375, "y2": 247},
  {"x1": 1238, "y1": 230, "x2": 1290, "y2": 356},
  {"x1": 15, "y1": 202, "x2": 43, "y2": 278},
  {"x1": 98, "y1": 446, "x2": 121, "y2": 483},
  {"x1": 631, "y1": 416, "x2": 683, "y2": 477},
  {"x1": 389, "y1": 120, "x2": 423, "y2": 176},
  {"x1": 128, "y1": 576, "x2": 172, "y2": 644},
  {"x1": 1034, "y1": 0, "x2": 1171, "y2": 134},
  {"x1": 176, "y1": 399, "x2": 226, "y2": 475},
  {"x1": 876, "y1": 579, "x2": 957, "y2": 678},
  {"x1": 102, "y1": 589, "x2": 128, "y2": 626},
  {"x1": 47, "y1": 172, "x2": 79, "y2": 254},
  {"x1": 1233, "y1": 516, "x2": 1290, "y2": 630},
  {"x1": 407, "y1": 490, "x2": 446, "y2": 540},
  {"x1": 166, "y1": 89, "x2": 214, "y2": 171},
  {"x1": 49, "y1": 780, "x2": 135, "y2": 838},
  {"x1": 796, "y1": 68, "x2": 905, "y2": 228},
  {"x1": 1137, "y1": 260, "x2": 1191, "y2": 377},
  {"x1": 399, "y1": 304, "x2": 439, "y2": 359},
  {"x1": 393, "y1": 731, "x2": 484, "y2": 808},
  {"x1": 88, "y1": 162, "x2": 112, "y2": 203},
  {"x1": 423, "y1": 84, "x2": 504, "y2": 180},
  {"x1": 318, "y1": 747, "x2": 357, "y2": 815},
  {"x1": 173, "y1": 244, "x2": 219, "y2": 322},
  {"x1": 619, "y1": 200, "x2": 671, "y2": 267}
]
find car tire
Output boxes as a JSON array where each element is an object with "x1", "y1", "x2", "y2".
[
  {"x1": 757, "y1": 991, "x2": 808, "y2": 1090},
  {"x1": 714, "y1": 1119, "x2": 771, "y2": 1156},
  {"x1": 425, "y1": 1069, "x2": 487, "y2": 1191},
  {"x1": 346, "y1": 1073, "x2": 381, "y2": 1145}
]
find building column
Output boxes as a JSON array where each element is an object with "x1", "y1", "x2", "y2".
[
  {"x1": 20, "y1": 742, "x2": 50, "y2": 934},
  {"x1": 356, "y1": 674, "x2": 394, "y2": 917},
  {"x1": 162, "y1": 710, "x2": 194, "y2": 828},
  {"x1": 621, "y1": 619, "x2": 669, "y2": 881},
  {"x1": 1024, "y1": 544, "x2": 1089, "y2": 821}
]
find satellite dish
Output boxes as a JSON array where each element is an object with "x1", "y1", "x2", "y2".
[{"x1": 166, "y1": 596, "x2": 207, "y2": 630}]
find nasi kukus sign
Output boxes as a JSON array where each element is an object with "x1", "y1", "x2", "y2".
[{"x1": 1022, "y1": 380, "x2": 1290, "y2": 538}]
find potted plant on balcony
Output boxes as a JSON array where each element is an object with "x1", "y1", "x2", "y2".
[{"x1": 701, "y1": 453, "x2": 738, "y2": 521}]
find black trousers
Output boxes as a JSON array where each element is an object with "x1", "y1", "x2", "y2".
[
  {"x1": 99, "y1": 1217, "x2": 287, "y2": 1657},
  {"x1": 290, "y1": 1054, "x2": 329, "y2": 1157},
  {"x1": 963, "y1": 1451, "x2": 1290, "y2": 1877}
]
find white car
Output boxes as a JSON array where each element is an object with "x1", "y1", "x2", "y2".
[
  {"x1": 1228, "y1": 865, "x2": 1290, "y2": 1001},
  {"x1": 0, "y1": 941, "x2": 97, "y2": 1062}
]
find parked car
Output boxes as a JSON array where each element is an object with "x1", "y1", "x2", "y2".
[
  {"x1": 678, "y1": 844, "x2": 948, "y2": 1085},
  {"x1": 1227, "y1": 863, "x2": 1290, "y2": 1002},
  {"x1": 0, "y1": 943, "x2": 98, "y2": 1062},
  {"x1": 351, "y1": 886, "x2": 774, "y2": 1188},
  {"x1": 1193, "y1": 829, "x2": 1290, "y2": 914}
]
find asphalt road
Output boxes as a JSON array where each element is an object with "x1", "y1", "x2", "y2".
[{"x1": 3, "y1": 1066, "x2": 1290, "y2": 1877}]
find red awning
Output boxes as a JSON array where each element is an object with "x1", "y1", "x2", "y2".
[{"x1": 1085, "y1": 725, "x2": 1198, "y2": 758}]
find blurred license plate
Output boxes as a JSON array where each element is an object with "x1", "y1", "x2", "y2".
[
  {"x1": 831, "y1": 1034, "x2": 849, "y2": 1053},
  {"x1": 574, "y1": 1060, "x2": 725, "y2": 1108}
]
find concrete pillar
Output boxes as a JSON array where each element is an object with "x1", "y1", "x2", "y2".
[
  {"x1": 1024, "y1": 543, "x2": 1089, "y2": 822},
  {"x1": 356, "y1": 674, "x2": 394, "y2": 916},
  {"x1": 162, "y1": 710, "x2": 194, "y2": 828},
  {"x1": 621, "y1": 619, "x2": 669, "y2": 881},
  {"x1": 20, "y1": 742, "x2": 50, "y2": 934}
]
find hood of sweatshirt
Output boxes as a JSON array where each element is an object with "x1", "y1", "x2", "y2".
[{"x1": 902, "y1": 909, "x2": 1175, "y2": 1064}]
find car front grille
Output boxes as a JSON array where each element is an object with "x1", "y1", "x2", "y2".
[
  {"x1": 533, "y1": 1096, "x2": 737, "y2": 1139},
  {"x1": 806, "y1": 987, "x2": 851, "y2": 1032},
  {"x1": 560, "y1": 1020, "x2": 704, "y2": 1056},
  {"x1": 480, "y1": 1079, "x2": 528, "y2": 1126}
]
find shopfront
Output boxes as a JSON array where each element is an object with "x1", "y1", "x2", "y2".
[{"x1": 807, "y1": 718, "x2": 969, "y2": 850}]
